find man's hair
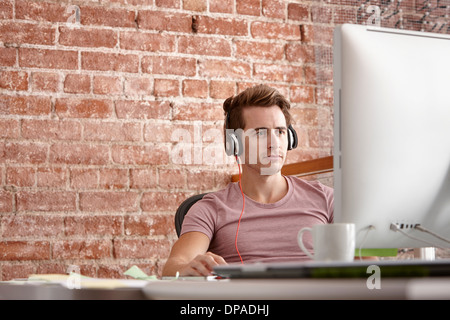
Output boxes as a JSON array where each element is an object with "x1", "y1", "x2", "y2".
[{"x1": 223, "y1": 85, "x2": 293, "y2": 130}]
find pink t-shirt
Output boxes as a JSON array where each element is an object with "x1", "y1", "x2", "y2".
[{"x1": 181, "y1": 175, "x2": 334, "y2": 264}]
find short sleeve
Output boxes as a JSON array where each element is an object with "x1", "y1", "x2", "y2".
[{"x1": 180, "y1": 196, "x2": 217, "y2": 240}]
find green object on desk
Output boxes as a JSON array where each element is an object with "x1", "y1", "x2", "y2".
[
  {"x1": 355, "y1": 248, "x2": 398, "y2": 257},
  {"x1": 124, "y1": 266, "x2": 158, "y2": 280}
]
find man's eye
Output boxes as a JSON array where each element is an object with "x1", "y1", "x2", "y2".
[{"x1": 256, "y1": 130, "x2": 267, "y2": 136}]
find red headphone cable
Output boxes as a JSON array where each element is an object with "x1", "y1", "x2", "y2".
[{"x1": 235, "y1": 155, "x2": 245, "y2": 264}]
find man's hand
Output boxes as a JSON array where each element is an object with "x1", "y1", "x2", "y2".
[
  {"x1": 162, "y1": 232, "x2": 228, "y2": 277},
  {"x1": 177, "y1": 252, "x2": 227, "y2": 276}
]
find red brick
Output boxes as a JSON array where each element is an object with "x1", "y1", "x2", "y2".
[
  {"x1": 79, "y1": 191, "x2": 139, "y2": 212},
  {"x1": 311, "y1": 5, "x2": 333, "y2": 23},
  {"x1": 0, "y1": 190, "x2": 13, "y2": 213},
  {"x1": 285, "y1": 43, "x2": 315, "y2": 64},
  {"x1": 19, "y1": 48, "x2": 78, "y2": 70},
  {"x1": 53, "y1": 240, "x2": 111, "y2": 260},
  {"x1": 186, "y1": 169, "x2": 218, "y2": 190},
  {"x1": 0, "y1": 71, "x2": 28, "y2": 91},
  {"x1": 111, "y1": 144, "x2": 169, "y2": 165},
  {"x1": 141, "y1": 191, "x2": 192, "y2": 212},
  {"x1": 0, "y1": 47, "x2": 16, "y2": 67},
  {"x1": 334, "y1": 7, "x2": 357, "y2": 25},
  {"x1": 144, "y1": 122, "x2": 183, "y2": 143},
  {"x1": 196, "y1": 16, "x2": 248, "y2": 36},
  {"x1": 113, "y1": 239, "x2": 171, "y2": 259},
  {"x1": 22, "y1": 119, "x2": 82, "y2": 141},
  {"x1": 65, "y1": 215, "x2": 123, "y2": 236},
  {"x1": 315, "y1": 86, "x2": 333, "y2": 106},
  {"x1": 31, "y1": 72, "x2": 60, "y2": 92},
  {"x1": 288, "y1": 3, "x2": 310, "y2": 22},
  {"x1": 1, "y1": 215, "x2": 64, "y2": 237},
  {"x1": 178, "y1": 35, "x2": 232, "y2": 57},
  {"x1": 251, "y1": 22, "x2": 301, "y2": 40},
  {"x1": 0, "y1": 241, "x2": 50, "y2": 261},
  {"x1": 300, "y1": 25, "x2": 334, "y2": 45},
  {"x1": 64, "y1": 74, "x2": 91, "y2": 94},
  {"x1": 115, "y1": 100, "x2": 171, "y2": 120},
  {"x1": 0, "y1": 119, "x2": 20, "y2": 139},
  {"x1": 55, "y1": 98, "x2": 114, "y2": 118},
  {"x1": 124, "y1": 76, "x2": 153, "y2": 96},
  {"x1": 83, "y1": 121, "x2": 141, "y2": 142},
  {"x1": 0, "y1": 21, "x2": 56, "y2": 46},
  {"x1": 262, "y1": 0, "x2": 285, "y2": 19},
  {"x1": 159, "y1": 168, "x2": 186, "y2": 189},
  {"x1": 172, "y1": 102, "x2": 223, "y2": 121},
  {"x1": 0, "y1": 0, "x2": 13, "y2": 19},
  {"x1": 142, "y1": 56, "x2": 196, "y2": 76},
  {"x1": 137, "y1": 10, "x2": 192, "y2": 32},
  {"x1": 154, "y1": 79, "x2": 179, "y2": 97},
  {"x1": 130, "y1": 168, "x2": 157, "y2": 189},
  {"x1": 16, "y1": 191, "x2": 76, "y2": 212},
  {"x1": 198, "y1": 59, "x2": 251, "y2": 79},
  {"x1": 235, "y1": 40, "x2": 284, "y2": 60},
  {"x1": 210, "y1": 80, "x2": 235, "y2": 99},
  {"x1": 93, "y1": 75, "x2": 122, "y2": 95},
  {"x1": 79, "y1": 5, "x2": 136, "y2": 28},
  {"x1": 2, "y1": 264, "x2": 35, "y2": 281},
  {"x1": 81, "y1": 52, "x2": 139, "y2": 73},
  {"x1": 124, "y1": 214, "x2": 173, "y2": 236},
  {"x1": 210, "y1": 0, "x2": 233, "y2": 13},
  {"x1": 120, "y1": 31, "x2": 176, "y2": 52},
  {"x1": 183, "y1": 0, "x2": 207, "y2": 11},
  {"x1": 0, "y1": 95, "x2": 51, "y2": 116},
  {"x1": 291, "y1": 107, "x2": 319, "y2": 127},
  {"x1": 99, "y1": 168, "x2": 129, "y2": 190},
  {"x1": 2, "y1": 142, "x2": 48, "y2": 164},
  {"x1": 70, "y1": 168, "x2": 98, "y2": 189},
  {"x1": 313, "y1": 67, "x2": 333, "y2": 86},
  {"x1": 6, "y1": 167, "x2": 35, "y2": 187},
  {"x1": 253, "y1": 63, "x2": 303, "y2": 82},
  {"x1": 59, "y1": 27, "x2": 118, "y2": 48},
  {"x1": 49, "y1": 143, "x2": 109, "y2": 165},
  {"x1": 236, "y1": 0, "x2": 261, "y2": 16},
  {"x1": 156, "y1": 0, "x2": 179, "y2": 9},
  {"x1": 15, "y1": 0, "x2": 68, "y2": 22},
  {"x1": 182, "y1": 79, "x2": 208, "y2": 98},
  {"x1": 290, "y1": 85, "x2": 315, "y2": 104},
  {"x1": 37, "y1": 167, "x2": 67, "y2": 188}
]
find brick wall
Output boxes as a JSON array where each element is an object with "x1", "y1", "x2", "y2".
[{"x1": 0, "y1": 0, "x2": 448, "y2": 280}]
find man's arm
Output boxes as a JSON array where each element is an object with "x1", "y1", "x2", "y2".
[{"x1": 162, "y1": 231, "x2": 227, "y2": 277}]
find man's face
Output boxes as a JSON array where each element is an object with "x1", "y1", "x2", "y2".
[{"x1": 240, "y1": 105, "x2": 288, "y2": 175}]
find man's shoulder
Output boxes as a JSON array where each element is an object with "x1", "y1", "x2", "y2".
[
  {"x1": 287, "y1": 175, "x2": 333, "y2": 194},
  {"x1": 195, "y1": 183, "x2": 238, "y2": 206}
]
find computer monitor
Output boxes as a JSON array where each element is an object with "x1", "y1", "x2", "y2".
[{"x1": 333, "y1": 24, "x2": 450, "y2": 249}]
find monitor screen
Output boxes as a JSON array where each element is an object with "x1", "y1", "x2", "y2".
[{"x1": 333, "y1": 24, "x2": 450, "y2": 249}]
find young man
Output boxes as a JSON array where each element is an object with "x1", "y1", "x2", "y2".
[{"x1": 162, "y1": 85, "x2": 333, "y2": 276}]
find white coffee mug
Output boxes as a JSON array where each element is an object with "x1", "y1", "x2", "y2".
[{"x1": 297, "y1": 223, "x2": 355, "y2": 262}]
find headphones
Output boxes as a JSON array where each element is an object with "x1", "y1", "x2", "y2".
[{"x1": 224, "y1": 112, "x2": 298, "y2": 157}]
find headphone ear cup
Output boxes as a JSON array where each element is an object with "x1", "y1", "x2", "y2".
[
  {"x1": 287, "y1": 125, "x2": 298, "y2": 150},
  {"x1": 225, "y1": 132, "x2": 241, "y2": 156}
]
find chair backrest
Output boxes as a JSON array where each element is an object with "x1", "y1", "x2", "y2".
[{"x1": 174, "y1": 193, "x2": 208, "y2": 237}]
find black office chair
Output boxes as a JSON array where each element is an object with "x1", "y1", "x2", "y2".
[{"x1": 174, "y1": 193, "x2": 208, "y2": 237}]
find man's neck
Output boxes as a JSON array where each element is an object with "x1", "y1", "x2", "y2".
[{"x1": 239, "y1": 167, "x2": 288, "y2": 204}]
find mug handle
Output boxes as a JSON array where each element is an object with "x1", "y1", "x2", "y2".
[{"x1": 297, "y1": 228, "x2": 314, "y2": 259}]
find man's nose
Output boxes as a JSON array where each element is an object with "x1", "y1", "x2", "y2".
[{"x1": 268, "y1": 129, "x2": 280, "y2": 149}]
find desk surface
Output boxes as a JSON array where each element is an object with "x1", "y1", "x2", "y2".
[
  {"x1": 1, "y1": 277, "x2": 450, "y2": 300},
  {"x1": 143, "y1": 277, "x2": 450, "y2": 300}
]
